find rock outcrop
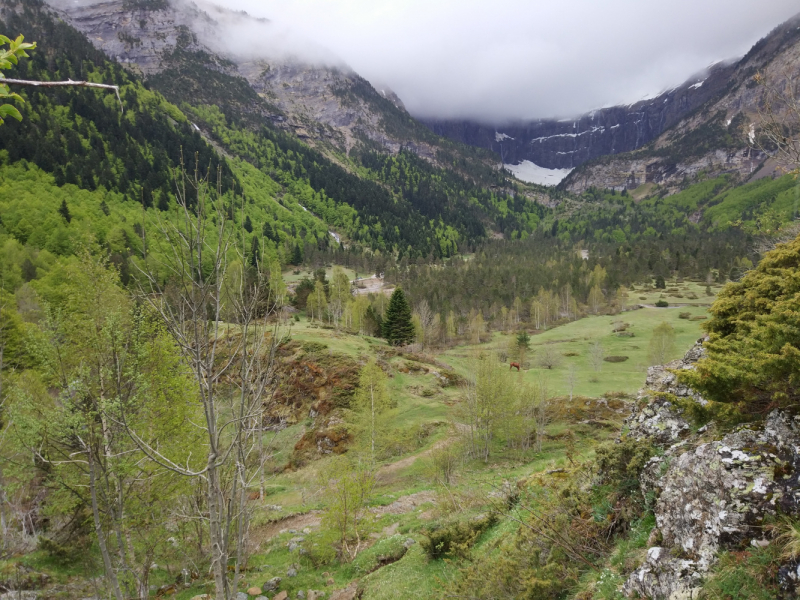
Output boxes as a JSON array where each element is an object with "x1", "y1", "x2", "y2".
[
  {"x1": 621, "y1": 339, "x2": 800, "y2": 599},
  {"x1": 623, "y1": 338, "x2": 706, "y2": 446}
]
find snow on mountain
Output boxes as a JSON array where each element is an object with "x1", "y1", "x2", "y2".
[{"x1": 504, "y1": 160, "x2": 573, "y2": 186}]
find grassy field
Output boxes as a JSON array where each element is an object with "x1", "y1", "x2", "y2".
[
  {"x1": 282, "y1": 266, "x2": 360, "y2": 285},
  {"x1": 442, "y1": 305, "x2": 710, "y2": 398},
  {"x1": 626, "y1": 279, "x2": 720, "y2": 307},
  {"x1": 25, "y1": 299, "x2": 715, "y2": 600}
]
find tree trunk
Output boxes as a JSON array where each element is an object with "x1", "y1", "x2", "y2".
[{"x1": 88, "y1": 447, "x2": 124, "y2": 600}]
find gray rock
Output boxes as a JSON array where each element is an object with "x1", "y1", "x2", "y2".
[
  {"x1": 622, "y1": 546, "x2": 701, "y2": 600},
  {"x1": 296, "y1": 591, "x2": 306, "y2": 599},
  {"x1": 403, "y1": 537, "x2": 416, "y2": 548},
  {"x1": 262, "y1": 577, "x2": 282, "y2": 593},
  {"x1": 236, "y1": 593, "x2": 249, "y2": 600},
  {"x1": 625, "y1": 411, "x2": 800, "y2": 598},
  {"x1": 287, "y1": 567, "x2": 298, "y2": 577},
  {"x1": 625, "y1": 396, "x2": 691, "y2": 445}
]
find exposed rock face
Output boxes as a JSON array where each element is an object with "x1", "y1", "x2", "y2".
[
  {"x1": 626, "y1": 411, "x2": 800, "y2": 599},
  {"x1": 43, "y1": 0, "x2": 442, "y2": 158},
  {"x1": 623, "y1": 338, "x2": 707, "y2": 446},
  {"x1": 423, "y1": 61, "x2": 735, "y2": 170},
  {"x1": 425, "y1": 13, "x2": 800, "y2": 193}
]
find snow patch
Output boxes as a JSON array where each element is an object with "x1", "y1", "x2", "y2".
[
  {"x1": 530, "y1": 126, "x2": 604, "y2": 143},
  {"x1": 689, "y1": 80, "x2": 705, "y2": 90},
  {"x1": 504, "y1": 160, "x2": 573, "y2": 186},
  {"x1": 495, "y1": 132, "x2": 514, "y2": 142},
  {"x1": 329, "y1": 231, "x2": 341, "y2": 243}
]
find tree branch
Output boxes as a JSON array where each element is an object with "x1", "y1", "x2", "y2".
[{"x1": 3, "y1": 78, "x2": 123, "y2": 112}]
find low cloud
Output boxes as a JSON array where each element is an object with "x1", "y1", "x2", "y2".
[{"x1": 53, "y1": 0, "x2": 800, "y2": 122}]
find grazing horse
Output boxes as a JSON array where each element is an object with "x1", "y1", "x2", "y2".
[{"x1": 509, "y1": 362, "x2": 520, "y2": 371}]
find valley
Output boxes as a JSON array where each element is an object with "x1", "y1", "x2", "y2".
[{"x1": 1, "y1": 1, "x2": 800, "y2": 599}]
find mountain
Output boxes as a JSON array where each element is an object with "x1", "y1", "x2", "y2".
[
  {"x1": 0, "y1": 0, "x2": 550, "y2": 261},
  {"x1": 43, "y1": 0, "x2": 496, "y2": 168},
  {"x1": 424, "y1": 12, "x2": 800, "y2": 193}
]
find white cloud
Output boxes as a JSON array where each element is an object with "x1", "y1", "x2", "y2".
[{"x1": 59, "y1": 0, "x2": 800, "y2": 122}]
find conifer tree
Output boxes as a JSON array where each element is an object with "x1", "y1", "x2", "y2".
[
  {"x1": 58, "y1": 199, "x2": 71, "y2": 223},
  {"x1": 382, "y1": 288, "x2": 414, "y2": 345}
]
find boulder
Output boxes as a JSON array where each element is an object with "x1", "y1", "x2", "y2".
[
  {"x1": 274, "y1": 592, "x2": 289, "y2": 600},
  {"x1": 625, "y1": 411, "x2": 800, "y2": 598},
  {"x1": 247, "y1": 587, "x2": 263, "y2": 596},
  {"x1": 262, "y1": 577, "x2": 282, "y2": 593},
  {"x1": 625, "y1": 397, "x2": 690, "y2": 445}
]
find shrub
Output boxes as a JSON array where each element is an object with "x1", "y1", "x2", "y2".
[
  {"x1": 351, "y1": 534, "x2": 409, "y2": 574},
  {"x1": 420, "y1": 513, "x2": 498, "y2": 559},
  {"x1": 595, "y1": 438, "x2": 654, "y2": 491},
  {"x1": 678, "y1": 312, "x2": 691, "y2": 319},
  {"x1": 639, "y1": 296, "x2": 648, "y2": 300},
  {"x1": 603, "y1": 356, "x2": 629, "y2": 363},
  {"x1": 690, "y1": 315, "x2": 707, "y2": 321},
  {"x1": 655, "y1": 300, "x2": 669, "y2": 307},
  {"x1": 302, "y1": 341, "x2": 328, "y2": 353}
]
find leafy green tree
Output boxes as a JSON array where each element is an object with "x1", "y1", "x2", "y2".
[
  {"x1": 655, "y1": 276, "x2": 666, "y2": 289},
  {"x1": 382, "y1": 288, "x2": 414, "y2": 345},
  {"x1": 648, "y1": 321, "x2": 676, "y2": 365},
  {"x1": 680, "y1": 233, "x2": 800, "y2": 411},
  {"x1": 352, "y1": 360, "x2": 392, "y2": 463},
  {"x1": 0, "y1": 35, "x2": 36, "y2": 125}
]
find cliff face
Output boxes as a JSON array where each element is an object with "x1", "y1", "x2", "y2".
[
  {"x1": 43, "y1": 0, "x2": 442, "y2": 159},
  {"x1": 423, "y1": 61, "x2": 736, "y2": 170},
  {"x1": 425, "y1": 12, "x2": 800, "y2": 193}
]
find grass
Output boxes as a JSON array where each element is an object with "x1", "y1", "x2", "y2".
[
  {"x1": 441, "y1": 306, "x2": 709, "y2": 397},
  {"x1": 283, "y1": 266, "x2": 359, "y2": 285},
  {"x1": 24, "y1": 299, "x2": 715, "y2": 600},
  {"x1": 627, "y1": 279, "x2": 719, "y2": 306}
]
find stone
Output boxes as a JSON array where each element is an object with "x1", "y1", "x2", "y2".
[
  {"x1": 274, "y1": 592, "x2": 288, "y2": 600},
  {"x1": 296, "y1": 591, "x2": 306, "y2": 599},
  {"x1": 287, "y1": 566, "x2": 298, "y2": 577},
  {"x1": 403, "y1": 537, "x2": 416, "y2": 548},
  {"x1": 287, "y1": 536, "x2": 305, "y2": 552},
  {"x1": 625, "y1": 410, "x2": 800, "y2": 598},
  {"x1": 262, "y1": 577, "x2": 282, "y2": 593},
  {"x1": 236, "y1": 593, "x2": 249, "y2": 600},
  {"x1": 247, "y1": 587, "x2": 263, "y2": 596}
]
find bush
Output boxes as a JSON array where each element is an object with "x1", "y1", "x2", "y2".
[
  {"x1": 603, "y1": 356, "x2": 629, "y2": 363},
  {"x1": 595, "y1": 438, "x2": 655, "y2": 491},
  {"x1": 301, "y1": 341, "x2": 329, "y2": 353},
  {"x1": 351, "y1": 534, "x2": 409, "y2": 574},
  {"x1": 678, "y1": 312, "x2": 691, "y2": 319},
  {"x1": 655, "y1": 300, "x2": 669, "y2": 307},
  {"x1": 420, "y1": 513, "x2": 498, "y2": 559}
]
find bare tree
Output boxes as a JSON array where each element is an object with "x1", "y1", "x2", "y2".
[
  {"x1": 536, "y1": 344, "x2": 561, "y2": 370},
  {"x1": 565, "y1": 364, "x2": 578, "y2": 402},
  {"x1": 128, "y1": 160, "x2": 286, "y2": 600},
  {"x1": 588, "y1": 341, "x2": 605, "y2": 372}
]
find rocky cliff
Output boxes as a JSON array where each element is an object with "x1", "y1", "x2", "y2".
[
  {"x1": 425, "y1": 12, "x2": 800, "y2": 194},
  {"x1": 423, "y1": 61, "x2": 735, "y2": 171},
  {"x1": 43, "y1": 0, "x2": 447, "y2": 159},
  {"x1": 620, "y1": 341, "x2": 800, "y2": 599}
]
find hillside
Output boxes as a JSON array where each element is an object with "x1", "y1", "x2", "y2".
[{"x1": 424, "y1": 11, "x2": 800, "y2": 194}]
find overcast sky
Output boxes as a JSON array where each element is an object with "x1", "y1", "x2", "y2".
[{"x1": 186, "y1": 1, "x2": 799, "y2": 122}]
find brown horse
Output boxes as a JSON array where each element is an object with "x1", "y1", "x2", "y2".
[{"x1": 509, "y1": 362, "x2": 520, "y2": 371}]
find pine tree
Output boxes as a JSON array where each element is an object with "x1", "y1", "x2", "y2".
[
  {"x1": 58, "y1": 199, "x2": 71, "y2": 223},
  {"x1": 382, "y1": 288, "x2": 414, "y2": 346},
  {"x1": 243, "y1": 215, "x2": 253, "y2": 233},
  {"x1": 291, "y1": 243, "x2": 303, "y2": 266}
]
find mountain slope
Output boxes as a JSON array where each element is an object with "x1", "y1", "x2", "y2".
[
  {"x1": 424, "y1": 11, "x2": 800, "y2": 193},
  {"x1": 1, "y1": 0, "x2": 546, "y2": 260}
]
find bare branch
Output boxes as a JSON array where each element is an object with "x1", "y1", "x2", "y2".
[{"x1": 4, "y1": 78, "x2": 123, "y2": 112}]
